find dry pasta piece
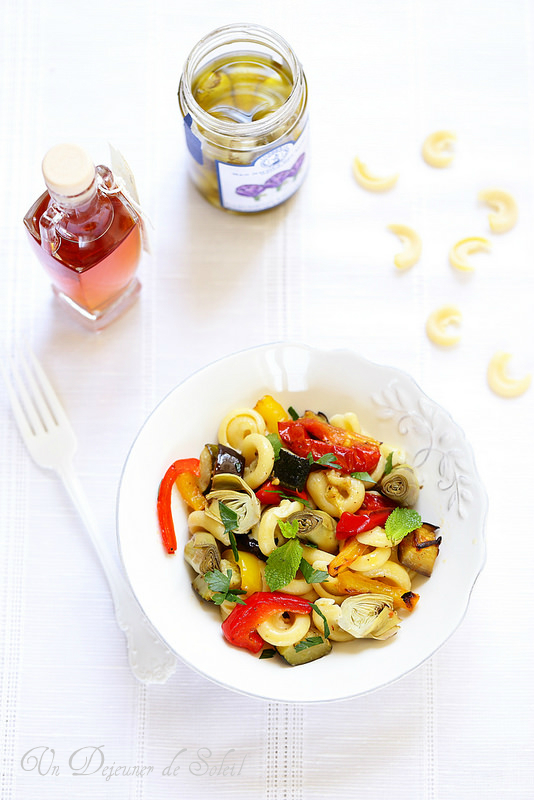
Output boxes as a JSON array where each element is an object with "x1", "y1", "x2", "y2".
[
  {"x1": 478, "y1": 189, "x2": 518, "y2": 233},
  {"x1": 352, "y1": 157, "x2": 398, "y2": 192},
  {"x1": 426, "y1": 305, "x2": 462, "y2": 346},
  {"x1": 449, "y1": 236, "x2": 491, "y2": 272},
  {"x1": 387, "y1": 224, "x2": 422, "y2": 270},
  {"x1": 422, "y1": 130, "x2": 456, "y2": 167},
  {"x1": 487, "y1": 352, "x2": 531, "y2": 398}
]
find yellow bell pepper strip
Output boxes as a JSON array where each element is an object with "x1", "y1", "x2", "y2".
[
  {"x1": 328, "y1": 538, "x2": 371, "y2": 577},
  {"x1": 336, "y1": 570, "x2": 419, "y2": 611},
  {"x1": 254, "y1": 394, "x2": 290, "y2": 433},
  {"x1": 221, "y1": 591, "x2": 312, "y2": 653},
  {"x1": 236, "y1": 550, "x2": 264, "y2": 597},
  {"x1": 157, "y1": 458, "x2": 201, "y2": 555}
]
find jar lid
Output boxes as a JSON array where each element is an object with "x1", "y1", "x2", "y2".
[{"x1": 42, "y1": 143, "x2": 95, "y2": 197}]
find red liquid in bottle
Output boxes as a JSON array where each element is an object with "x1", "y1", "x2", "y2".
[{"x1": 24, "y1": 190, "x2": 142, "y2": 320}]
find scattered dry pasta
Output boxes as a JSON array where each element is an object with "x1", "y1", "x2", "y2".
[
  {"x1": 426, "y1": 305, "x2": 462, "y2": 346},
  {"x1": 387, "y1": 224, "x2": 422, "y2": 270},
  {"x1": 352, "y1": 158, "x2": 398, "y2": 192},
  {"x1": 449, "y1": 236, "x2": 491, "y2": 272},
  {"x1": 478, "y1": 189, "x2": 518, "y2": 233},
  {"x1": 487, "y1": 352, "x2": 531, "y2": 397},
  {"x1": 422, "y1": 130, "x2": 456, "y2": 167}
]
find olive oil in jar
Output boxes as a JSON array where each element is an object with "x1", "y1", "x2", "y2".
[
  {"x1": 178, "y1": 24, "x2": 309, "y2": 213},
  {"x1": 192, "y1": 53, "x2": 293, "y2": 124}
]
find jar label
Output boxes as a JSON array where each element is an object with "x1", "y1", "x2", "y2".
[{"x1": 215, "y1": 126, "x2": 308, "y2": 212}]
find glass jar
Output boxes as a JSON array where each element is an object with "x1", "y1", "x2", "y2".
[{"x1": 178, "y1": 23, "x2": 309, "y2": 213}]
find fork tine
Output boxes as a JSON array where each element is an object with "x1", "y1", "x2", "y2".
[
  {"x1": 24, "y1": 346, "x2": 71, "y2": 429},
  {"x1": 16, "y1": 346, "x2": 58, "y2": 433},
  {"x1": 0, "y1": 359, "x2": 38, "y2": 440}
]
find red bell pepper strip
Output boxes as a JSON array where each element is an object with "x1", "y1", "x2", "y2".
[
  {"x1": 157, "y1": 458, "x2": 200, "y2": 554},
  {"x1": 278, "y1": 417, "x2": 381, "y2": 474},
  {"x1": 221, "y1": 591, "x2": 312, "y2": 653},
  {"x1": 360, "y1": 491, "x2": 398, "y2": 511},
  {"x1": 336, "y1": 508, "x2": 394, "y2": 540},
  {"x1": 255, "y1": 479, "x2": 309, "y2": 507}
]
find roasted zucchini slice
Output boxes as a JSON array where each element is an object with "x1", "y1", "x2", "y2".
[
  {"x1": 273, "y1": 448, "x2": 311, "y2": 491},
  {"x1": 276, "y1": 626, "x2": 332, "y2": 666}
]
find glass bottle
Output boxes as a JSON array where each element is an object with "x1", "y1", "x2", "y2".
[
  {"x1": 178, "y1": 23, "x2": 308, "y2": 214},
  {"x1": 23, "y1": 143, "x2": 142, "y2": 330}
]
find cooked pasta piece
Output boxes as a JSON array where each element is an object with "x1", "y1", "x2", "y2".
[
  {"x1": 255, "y1": 499, "x2": 304, "y2": 556},
  {"x1": 218, "y1": 407, "x2": 266, "y2": 450},
  {"x1": 311, "y1": 599, "x2": 354, "y2": 642},
  {"x1": 329, "y1": 412, "x2": 361, "y2": 434},
  {"x1": 307, "y1": 470, "x2": 365, "y2": 516},
  {"x1": 187, "y1": 509, "x2": 229, "y2": 546},
  {"x1": 241, "y1": 433, "x2": 275, "y2": 489},
  {"x1": 257, "y1": 610, "x2": 311, "y2": 646},
  {"x1": 362, "y1": 560, "x2": 412, "y2": 592}
]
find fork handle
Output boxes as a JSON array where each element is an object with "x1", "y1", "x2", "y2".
[{"x1": 57, "y1": 462, "x2": 177, "y2": 683}]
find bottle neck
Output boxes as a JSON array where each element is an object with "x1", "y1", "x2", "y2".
[{"x1": 40, "y1": 177, "x2": 114, "y2": 253}]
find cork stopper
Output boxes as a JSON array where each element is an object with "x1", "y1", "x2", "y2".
[{"x1": 42, "y1": 143, "x2": 95, "y2": 198}]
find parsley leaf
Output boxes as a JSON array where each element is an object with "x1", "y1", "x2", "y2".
[
  {"x1": 265, "y1": 538, "x2": 303, "y2": 591},
  {"x1": 384, "y1": 507, "x2": 422, "y2": 545},
  {"x1": 219, "y1": 501, "x2": 239, "y2": 561},
  {"x1": 204, "y1": 569, "x2": 247, "y2": 605},
  {"x1": 288, "y1": 406, "x2": 299, "y2": 420},
  {"x1": 306, "y1": 452, "x2": 341, "y2": 470},
  {"x1": 310, "y1": 602, "x2": 331, "y2": 639},
  {"x1": 299, "y1": 557, "x2": 329, "y2": 584},
  {"x1": 294, "y1": 636, "x2": 324, "y2": 653},
  {"x1": 383, "y1": 452, "x2": 394, "y2": 476},
  {"x1": 266, "y1": 433, "x2": 283, "y2": 459},
  {"x1": 278, "y1": 519, "x2": 299, "y2": 539},
  {"x1": 259, "y1": 648, "x2": 277, "y2": 659},
  {"x1": 351, "y1": 471, "x2": 374, "y2": 482}
]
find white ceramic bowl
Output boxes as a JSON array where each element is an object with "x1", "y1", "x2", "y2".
[{"x1": 117, "y1": 343, "x2": 487, "y2": 702}]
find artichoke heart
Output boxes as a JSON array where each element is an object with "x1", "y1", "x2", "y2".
[
  {"x1": 205, "y1": 473, "x2": 261, "y2": 534},
  {"x1": 338, "y1": 594, "x2": 400, "y2": 640},
  {"x1": 287, "y1": 509, "x2": 338, "y2": 554},
  {"x1": 184, "y1": 532, "x2": 222, "y2": 575},
  {"x1": 380, "y1": 465, "x2": 420, "y2": 507}
]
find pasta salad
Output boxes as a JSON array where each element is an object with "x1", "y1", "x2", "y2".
[{"x1": 157, "y1": 395, "x2": 441, "y2": 665}]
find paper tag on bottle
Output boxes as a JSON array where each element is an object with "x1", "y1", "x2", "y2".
[{"x1": 109, "y1": 143, "x2": 152, "y2": 254}]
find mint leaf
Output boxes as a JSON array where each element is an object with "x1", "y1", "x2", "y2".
[
  {"x1": 266, "y1": 433, "x2": 283, "y2": 459},
  {"x1": 310, "y1": 602, "x2": 331, "y2": 639},
  {"x1": 385, "y1": 507, "x2": 422, "y2": 545},
  {"x1": 294, "y1": 636, "x2": 324, "y2": 653},
  {"x1": 306, "y1": 452, "x2": 341, "y2": 470},
  {"x1": 278, "y1": 519, "x2": 299, "y2": 539},
  {"x1": 351, "y1": 471, "x2": 374, "y2": 482},
  {"x1": 265, "y1": 538, "x2": 303, "y2": 591},
  {"x1": 383, "y1": 452, "x2": 394, "y2": 476},
  {"x1": 288, "y1": 406, "x2": 299, "y2": 420},
  {"x1": 299, "y1": 557, "x2": 329, "y2": 584}
]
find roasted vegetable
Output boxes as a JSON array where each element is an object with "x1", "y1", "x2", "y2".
[
  {"x1": 272, "y1": 448, "x2": 311, "y2": 491},
  {"x1": 205, "y1": 473, "x2": 261, "y2": 533},
  {"x1": 254, "y1": 395, "x2": 290, "y2": 433},
  {"x1": 184, "y1": 532, "x2": 221, "y2": 574},
  {"x1": 337, "y1": 594, "x2": 400, "y2": 640},
  {"x1": 397, "y1": 523, "x2": 441, "y2": 576},
  {"x1": 277, "y1": 626, "x2": 332, "y2": 665},
  {"x1": 380, "y1": 465, "x2": 420, "y2": 507},
  {"x1": 287, "y1": 509, "x2": 338, "y2": 553},
  {"x1": 198, "y1": 444, "x2": 245, "y2": 492}
]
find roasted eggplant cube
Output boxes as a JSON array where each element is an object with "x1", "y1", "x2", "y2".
[
  {"x1": 398, "y1": 523, "x2": 442, "y2": 577},
  {"x1": 198, "y1": 444, "x2": 245, "y2": 492},
  {"x1": 273, "y1": 449, "x2": 311, "y2": 492},
  {"x1": 277, "y1": 627, "x2": 332, "y2": 666}
]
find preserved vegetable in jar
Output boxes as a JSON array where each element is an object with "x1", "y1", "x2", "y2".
[{"x1": 178, "y1": 24, "x2": 308, "y2": 213}]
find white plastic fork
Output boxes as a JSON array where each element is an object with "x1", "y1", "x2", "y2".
[{"x1": 1, "y1": 345, "x2": 177, "y2": 684}]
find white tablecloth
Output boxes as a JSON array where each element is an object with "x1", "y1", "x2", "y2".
[{"x1": 1, "y1": 0, "x2": 533, "y2": 797}]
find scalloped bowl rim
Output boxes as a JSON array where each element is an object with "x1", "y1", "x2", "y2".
[{"x1": 117, "y1": 343, "x2": 487, "y2": 703}]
